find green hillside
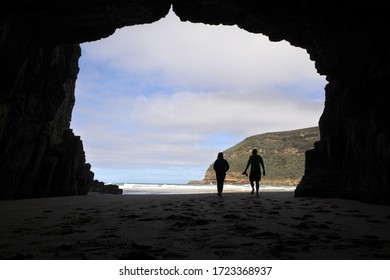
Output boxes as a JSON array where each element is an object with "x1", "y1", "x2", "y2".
[{"x1": 195, "y1": 126, "x2": 320, "y2": 185}]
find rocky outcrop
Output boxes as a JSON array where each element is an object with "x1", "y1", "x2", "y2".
[
  {"x1": 193, "y1": 127, "x2": 320, "y2": 186},
  {"x1": 1, "y1": 1, "x2": 390, "y2": 204},
  {"x1": 88, "y1": 181, "x2": 123, "y2": 195}
]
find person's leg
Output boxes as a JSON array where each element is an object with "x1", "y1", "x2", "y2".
[
  {"x1": 216, "y1": 179, "x2": 222, "y2": 196},
  {"x1": 220, "y1": 173, "x2": 225, "y2": 195},
  {"x1": 217, "y1": 173, "x2": 225, "y2": 196},
  {"x1": 255, "y1": 181, "x2": 260, "y2": 196},
  {"x1": 249, "y1": 171, "x2": 256, "y2": 194}
]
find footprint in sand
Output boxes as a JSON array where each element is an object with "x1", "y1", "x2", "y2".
[
  {"x1": 311, "y1": 208, "x2": 332, "y2": 213},
  {"x1": 291, "y1": 216, "x2": 306, "y2": 221},
  {"x1": 117, "y1": 241, "x2": 168, "y2": 260},
  {"x1": 214, "y1": 250, "x2": 236, "y2": 258},
  {"x1": 223, "y1": 214, "x2": 242, "y2": 220},
  {"x1": 120, "y1": 214, "x2": 141, "y2": 220},
  {"x1": 33, "y1": 216, "x2": 48, "y2": 220},
  {"x1": 257, "y1": 231, "x2": 280, "y2": 239},
  {"x1": 362, "y1": 235, "x2": 380, "y2": 240},
  {"x1": 323, "y1": 233, "x2": 342, "y2": 240},
  {"x1": 163, "y1": 251, "x2": 188, "y2": 259},
  {"x1": 266, "y1": 210, "x2": 280, "y2": 215},
  {"x1": 292, "y1": 221, "x2": 330, "y2": 230},
  {"x1": 303, "y1": 214, "x2": 314, "y2": 218},
  {"x1": 367, "y1": 219, "x2": 383, "y2": 224},
  {"x1": 211, "y1": 243, "x2": 238, "y2": 258},
  {"x1": 99, "y1": 233, "x2": 119, "y2": 238}
]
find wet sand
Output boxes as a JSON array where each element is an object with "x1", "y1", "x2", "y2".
[{"x1": 1, "y1": 192, "x2": 390, "y2": 260}]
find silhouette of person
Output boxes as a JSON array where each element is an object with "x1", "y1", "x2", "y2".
[
  {"x1": 242, "y1": 149, "x2": 266, "y2": 196},
  {"x1": 213, "y1": 152, "x2": 230, "y2": 197}
]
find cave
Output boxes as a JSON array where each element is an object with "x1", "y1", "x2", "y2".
[{"x1": 1, "y1": 1, "x2": 389, "y2": 204}]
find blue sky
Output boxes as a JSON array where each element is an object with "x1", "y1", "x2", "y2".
[{"x1": 71, "y1": 10, "x2": 327, "y2": 184}]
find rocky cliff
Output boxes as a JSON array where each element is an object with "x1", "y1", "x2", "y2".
[
  {"x1": 197, "y1": 127, "x2": 320, "y2": 186},
  {"x1": 0, "y1": 30, "x2": 91, "y2": 198},
  {"x1": 1, "y1": 1, "x2": 390, "y2": 204}
]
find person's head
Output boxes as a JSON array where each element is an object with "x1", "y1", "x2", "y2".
[
  {"x1": 252, "y1": 149, "x2": 258, "y2": 155},
  {"x1": 218, "y1": 152, "x2": 224, "y2": 159}
]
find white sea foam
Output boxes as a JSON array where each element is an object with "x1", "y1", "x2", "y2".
[{"x1": 117, "y1": 183, "x2": 296, "y2": 195}]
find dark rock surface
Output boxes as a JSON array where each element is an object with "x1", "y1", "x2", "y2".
[
  {"x1": 89, "y1": 181, "x2": 123, "y2": 195},
  {"x1": 1, "y1": 1, "x2": 390, "y2": 204}
]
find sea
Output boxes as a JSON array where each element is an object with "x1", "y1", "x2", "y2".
[{"x1": 110, "y1": 183, "x2": 296, "y2": 195}]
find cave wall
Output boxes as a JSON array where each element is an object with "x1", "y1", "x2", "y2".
[
  {"x1": 0, "y1": 21, "x2": 90, "y2": 199},
  {"x1": 1, "y1": 0, "x2": 389, "y2": 203}
]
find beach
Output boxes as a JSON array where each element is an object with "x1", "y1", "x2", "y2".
[{"x1": 1, "y1": 189, "x2": 390, "y2": 260}]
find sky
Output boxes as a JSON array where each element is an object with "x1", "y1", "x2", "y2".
[{"x1": 71, "y1": 9, "x2": 327, "y2": 184}]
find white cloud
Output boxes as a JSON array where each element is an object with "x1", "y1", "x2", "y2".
[
  {"x1": 73, "y1": 9, "x2": 327, "y2": 183},
  {"x1": 82, "y1": 10, "x2": 324, "y2": 92},
  {"x1": 128, "y1": 89, "x2": 322, "y2": 135}
]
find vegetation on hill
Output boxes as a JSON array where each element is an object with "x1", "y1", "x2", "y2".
[{"x1": 193, "y1": 127, "x2": 320, "y2": 186}]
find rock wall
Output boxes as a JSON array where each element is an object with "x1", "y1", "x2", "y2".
[
  {"x1": 0, "y1": 21, "x2": 93, "y2": 199},
  {"x1": 1, "y1": 1, "x2": 390, "y2": 203}
]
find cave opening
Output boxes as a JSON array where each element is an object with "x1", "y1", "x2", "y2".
[{"x1": 71, "y1": 9, "x2": 327, "y2": 186}]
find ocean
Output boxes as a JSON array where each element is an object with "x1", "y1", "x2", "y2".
[{"x1": 113, "y1": 183, "x2": 296, "y2": 195}]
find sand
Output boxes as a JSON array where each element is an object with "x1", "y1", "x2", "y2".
[{"x1": 1, "y1": 191, "x2": 390, "y2": 260}]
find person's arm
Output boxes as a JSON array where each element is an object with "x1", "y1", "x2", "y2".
[
  {"x1": 225, "y1": 160, "x2": 230, "y2": 172},
  {"x1": 242, "y1": 157, "x2": 251, "y2": 175},
  {"x1": 260, "y1": 157, "x2": 266, "y2": 176}
]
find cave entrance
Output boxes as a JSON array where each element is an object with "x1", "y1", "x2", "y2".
[{"x1": 72, "y1": 9, "x2": 326, "y2": 185}]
